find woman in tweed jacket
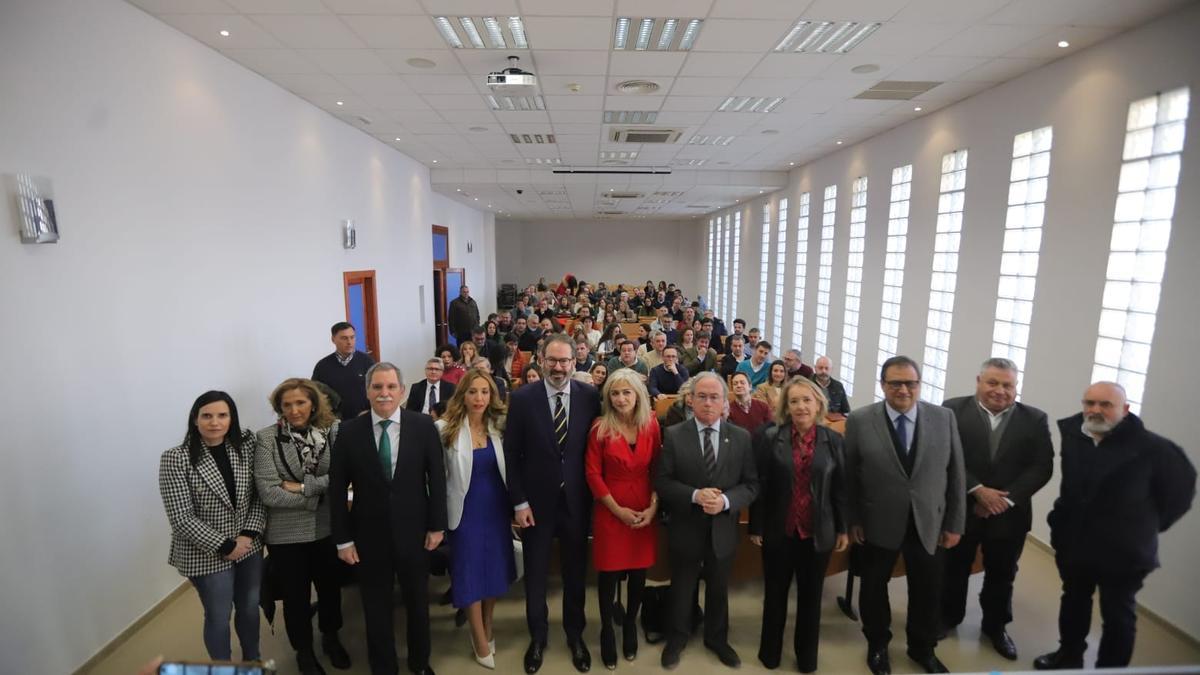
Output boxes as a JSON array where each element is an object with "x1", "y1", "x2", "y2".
[
  {"x1": 159, "y1": 390, "x2": 266, "y2": 662},
  {"x1": 254, "y1": 378, "x2": 348, "y2": 675}
]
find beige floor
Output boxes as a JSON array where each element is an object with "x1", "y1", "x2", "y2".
[{"x1": 85, "y1": 542, "x2": 1199, "y2": 675}]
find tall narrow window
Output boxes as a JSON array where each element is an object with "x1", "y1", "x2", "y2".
[
  {"x1": 814, "y1": 185, "x2": 837, "y2": 359},
  {"x1": 773, "y1": 198, "x2": 788, "y2": 348},
  {"x1": 791, "y1": 193, "x2": 811, "y2": 349},
  {"x1": 840, "y1": 177, "x2": 867, "y2": 396},
  {"x1": 877, "y1": 165, "x2": 911, "y2": 401},
  {"x1": 922, "y1": 149, "x2": 968, "y2": 404},
  {"x1": 1092, "y1": 87, "x2": 1190, "y2": 413},
  {"x1": 720, "y1": 215, "x2": 730, "y2": 319},
  {"x1": 706, "y1": 218, "x2": 716, "y2": 311},
  {"x1": 758, "y1": 204, "x2": 771, "y2": 337},
  {"x1": 993, "y1": 127, "x2": 1053, "y2": 395},
  {"x1": 730, "y1": 211, "x2": 742, "y2": 320}
]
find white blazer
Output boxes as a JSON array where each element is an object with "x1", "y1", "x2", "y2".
[{"x1": 436, "y1": 419, "x2": 507, "y2": 531}]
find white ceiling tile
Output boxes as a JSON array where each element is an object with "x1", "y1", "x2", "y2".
[
  {"x1": 695, "y1": 115, "x2": 759, "y2": 132},
  {"x1": 299, "y1": 49, "x2": 392, "y2": 73},
  {"x1": 912, "y1": 80, "x2": 997, "y2": 102},
  {"x1": 837, "y1": 22, "x2": 965, "y2": 58},
  {"x1": 441, "y1": 109, "x2": 503, "y2": 123},
  {"x1": 690, "y1": 19, "x2": 785, "y2": 52},
  {"x1": 339, "y1": 15, "x2": 446, "y2": 48},
  {"x1": 522, "y1": 17, "x2": 612, "y2": 50},
  {"x1": 1065, "y1": 0, "x2": 1191, "y2": 28},
  {"x1": 661, "y1": 95, "x2": 726, "y2": 111},
  {"x1": 543, "y1": 94, "x2": 605, "y2": 110},
  {"x1": 420, "y1": 94, "x2": 490, "y2": 109},
  {"x1": 886, "y1": 55, "x2": 989, "y2": 81},
  {"x1": 375, "y1": 49, "x2": 463, "y2": 74},
  {"x1": 553, "y1": 124, "x2": 604, "y2": 135},
  {"x1": 957, "y1": 56, "x2": 1050, "y2": 83},
  {"x1": 678, "y1": 52, "x2": 764, "y2": 78},
  {"x1": 127, "y1": 0, "x2": 235, "y2": 11},
  {"x1": 416, "y1": 0, "x2": 519, "y2": 14},
  {"x1": 537, "y1": 75, "x2": 607, "y2": 95},
  {"x1": 667, "y1": 77, "x2": 742, "y2": 96},
  {"x1": 1005, "y1": 26, "x2": 1118, "y2": 58},
  {"x1": 251, "y1": 14, "x2": 367, "y2": 48},
  {"x1": 549, "y1": 110, "x2": 602, "y2": 124},
  {"x1": 530, "y1": 50, "x2": 610, "y2": 75},
  {"x1": 157, "y1": 14, "x2": 283, "y2": 48},
  {"x1": 984, "y1": 0, "x2": 1093, "y2": 26},
  {"x1": 365, "y1": 93, "x2": 431, "y2": 109},
  {"x1": 408, "y1": 122, "x2": 458, "y2": 134},
  {"x1": 322, "y1": 0, "x2": 425, "y2": 13},
  {"x1": 389, "y1": 109, "x2": 447, "y2": 123},
  {"x1": 522, "y1": 0, "x2": 616, "y2": 16},
  {"x1": 494, "y1": 111, "x2": 552, "y2": 125},
  {"x1": 730, "y1": 77, "x2": 811, "y2": 97},
  {"x1": 614, "y1": 0, "x2": 713, "y2": 17},
  {"x1": 818, "y1": 53, "x2": 912, "y2": 80},
  {"x1": 708, "y1": 0, "x2": 807, "y2": 19},
  {"x1": 930, "y1": 23, "x2": 1050, "y2": 58},
  {"x1": 799, "y1": 0, "x2": 910, "y2": 21},
  {"x1": 608, "y1": 52, "x2": 688, "y2": 77},
  {"x1": 221, "y1": 48, "x2": 319, "y2": 74},
  {"x1": 896, "y1": 0, "x2": 1011, "y2": 23},
  {"x1": 654, "y1": 111, "x2": 713, "y2": 125},
  {"x1": 226, "y1": 0, "x2": 327, "y2": 12},
  {"x1": 336, "y1": 73, "x2": 415, "y2": 95},
  {"x1": 401, "y1": 74, "x2": 480, "y2": 93},
  {"x1": 602, "y1": 95, "x2": 666, "y2": 110},
  {"x1": 272, "y1": 72, "x2": 351, "y2": 94},
  {"x1": 748, "y1": 53, "x2": 841, "y2": 78}
]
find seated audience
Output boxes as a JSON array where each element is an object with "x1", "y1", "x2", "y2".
[
  {"x1": 512, "y1": 316, "x2": 541, "y2": 353},
  {"x1": 682, "y1": 331, "x2": 719, "y2": 374},
  {"x1": 406, "y1": 358, "x2": 454, "y2": 414},
  {"x1": 438, "y1": 344, "x2": 465, "y2": 386},
  {"x1": 722, "y1": 319, "x2": 747, "y2": 354},
  {"x1": 810, "y1": 355, "x2": 851, "y2": 418},
  {"x1": 638, "y1": 330, "x2": 668, "y2": 371},
  {"x1": 736, "y1": 341, "x2": 774, "y2": 388},
  {"x1": 783, "y1": 348, "x2": 815, "y2": 379},
  {"x1": 746, "y1": 328, "x2": 761, "y2": 351},
  {"x1": 718, "y1": 335, "x2": 748, "y2": 379},
  {"x1": 596, "y1": 323, "x2": 622, "y2": 363},
  {"x1": 728, "y1": 371, "x2": 773, "y2": 435},
  {"x1": 590, "y1": 362, "x2": 608, "y2": 389},
  {"x1": 648, "y1": 344, "x2": 690, "y2": 400},
  {"x1": 578, "y1": 316, "x2": 601, "y2": 351},
  {"x1": 472, "y1": 357, "x2": 509, "y2": 401},
  {"x1": 607, "y1": 340, "x2": 649, "y2": 379},
  {"x1": 520, "y1": 364, "x2": 543, "y2": 386},
  {"x1": 574, "y1": 339, "x2": 596, "y2": 373},
  {"x1": 752, "y1": 360, "x2": 789, "y2": 413},
  {"x1": 502, "y1": 334, "x2": 528, "y2": 382}
]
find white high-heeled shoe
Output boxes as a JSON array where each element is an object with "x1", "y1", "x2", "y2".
[
  {"x1": 489, "y1": 638, "x2": 496, "y2": 655},
  {"x1": 472, "y1": 639, "x2": 495, "y2": 669}
]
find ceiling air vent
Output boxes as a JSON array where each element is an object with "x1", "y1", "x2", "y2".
[
  {"x1": 606, "y1": 191, "x2": 644, "y2": 199},
  {"x1": 596, "y1": 211, "x2": 626, "y2": 216},
  {"x1": 854, "y1": 81, "x2": 941, "y2": 101},
  {"x1": 611, "y1": 128, "x2": 682, "y2": 144}
]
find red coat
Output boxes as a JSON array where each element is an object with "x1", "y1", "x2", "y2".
[{"x1": 585, "y1": 418, "x2": 661, "y2": 571}]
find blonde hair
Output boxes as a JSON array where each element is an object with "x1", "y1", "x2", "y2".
[
  {"x1": 457, "y1": 341, "x2": 479, "y2": 365},
  {"x1": 440, "y1": 368, "x2": 507, "y2": 448},
  {"x1": 269, "y1": 378, "x2": 336, "y2": 429},
  {"x1": 774, "y1": 376, "x2": 829, "y2": 427},
  {"x1": 594, "y1": 367, "x2": 652, "y2": 441}
]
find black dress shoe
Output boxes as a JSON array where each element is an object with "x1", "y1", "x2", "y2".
[
  {"x1": 410, "y1": 668, "x2": 435, "y2": 675},
  {"x1": 622, "y1": 620, "x2": 638, "y2": 661},
  {"x1": 661, "y1": 642, "x2": 683, "y2": 670},
  {"x1": 984, "y1": 629, "x2": 1018, "y2": 660},
  {"x1": 569, "y1": 639, "x2": 592, "y2": 672},
  {"x1": 524, "y1": 641, "x2": 545, "y2": 674},
  {"x1": 906, "y1": 649, "x2": 949, "y2": 674},
  {"x1": 867, "y1": 647, "x2": 891, "y2": 675},
  {"x1": 297, "y1": 648, "x2": 328, "y2": 675},
  {"x1": 704, "y1": 641, "x2": 741, "y2": 668},
  {"x1": 1033, "y1": 650, "x2": 1084, "y2": 670},
  {"x1": 322, "y1": 633, "x2": 351, "y2": 670}
]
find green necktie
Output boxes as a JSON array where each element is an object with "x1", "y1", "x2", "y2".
[{"x1": 378, "y1": 419, "x2": 393, "y2": 479}]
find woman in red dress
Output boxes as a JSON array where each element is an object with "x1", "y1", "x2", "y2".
[{"x1": 586, "y1": 368, "x2": 661, "y2": 669}]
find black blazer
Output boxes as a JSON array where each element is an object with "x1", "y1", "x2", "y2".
[
  {"x1": 328, "y1": 410, "x2": 448, "y2": 560},
  {"x1": 655, "y1": 420, "x2": 759, "y2": 560},
  {"x1": 503, "y1": 380, "x2": 601, "y2": 525},
  {"x1": 405, "y1": 379, "x2": 455, "y2": 413},
  {"x1": 749, "y1": 423, "x2": 846, "y2": 553},
  {"x1": 943, "y1": 396, "x2": 1053, "y2": 538}
]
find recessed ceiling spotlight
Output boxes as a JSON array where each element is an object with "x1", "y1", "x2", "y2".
[
  {"x1": 432, "y1": 159, "x2": 438, "y2": 163},
  {"x1": 850, "y1": 63, "x2": 879, "y2": 74},
  {"x1": 335, "y1": 101, "x2": 344, "y2": 106},
  {"x1": 394, "y1": 137, "x2": 402, "y2": 141},
  {"x1": 406, "y1": 57, "x2": 437, "y2": 68},
  {"x1": 474, "y1": 197, "x2": 478, "y2": 200},
  {"x1": 219, "y1": 29, "x2": 230, "y2": 37},
  {"x1": 759, "y1": 190, "x2": 764, "y2": 193},
  {"x1": 789, "y1": 161, "x2": 795, "y2": 166},
  {"x1": 456, "y1": 188, "x2": 461, "y2": 192},
  {"x1": 914, "y1": 106, "x2": 922, "y2": 111},
  {"x1": 1058, "y1": 40, "x2": 1070, "y2": 48},
  {"x1": 836, "y1": 140, "x2": 843, "y2": 145}
]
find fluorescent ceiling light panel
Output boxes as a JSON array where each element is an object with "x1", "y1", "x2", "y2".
[
  {"x1": 718, "y1": 96, "x2": 784, "y2": 113},
  {"x1": 600, "y1": 151, "x2": 639, "y2": 160},
  {"x1": 510, "y1": 133, "x2": 557, "y2": 144},
  {"x1": 774, "y1": 19, "x2": 881, "y2": 53},
  {"x1": 487, "y1": 95, "x2": 545, "y2": 111},
  {"x1": 436, "y1": 16, "x2": 527, "y2": 49},
  {"x1": 613, "y1": 17, "x2": 702, "y2": 51},
  {"x1": 688, "y1": 135, "x2": 735, "y2": 145},
  {"x1": 603, "y1": 110, "x2": 658, "y2": 124},
  {"x1": 525, "y1": 157, "x2": 562, "y2": 164},
  {"x1": 672, "y1": 158, "x2": 708, "y2": 166}
]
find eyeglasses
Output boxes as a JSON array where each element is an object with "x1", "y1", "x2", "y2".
[
  {"x1": 693, "y1": 393, "x2": 724, "y2": 403},
  {"x1": 883, "y1": 380, "x2": 921, "y2": 390},
  {"x1": 544, "y1": 357, "x2": 573, "y2": 366}
]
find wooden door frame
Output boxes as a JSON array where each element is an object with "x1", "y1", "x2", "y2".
[
  {"x1": 343, "y1": 270, "x2": 380, "y2": 360},
  {"x1": 433, "y1": 225, "x2": 450, "y2": 346}
]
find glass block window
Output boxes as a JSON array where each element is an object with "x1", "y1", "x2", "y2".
[
  {"x1": 1092, "y1": 87, "x2": 1190, "y2": 413},
  {"x1": 840, "y1": 177, "x2": 867, "y2": 396},
  {"x1": 791, "y1": 193, "x2": 811, "y2": 350},
  {"x1": 730, "y1": 210, "x2": 742, "y2": 320},
  {"x1": 758, "y1": 204, "x2": 771, "y2": 338},
  {"x1": 993, "y1": 127, "x2": 1053, "y2": 395},
  {"x1": 773, "y1": 198, "x2": 788, "y2": 348},
  {"x1": 707, "y1": 218, "x2": 716, "y2": 312},
  {"x1": 720, "y1": 215, "x2": 730, "y2": 319},
  {"x1": 877, "y1": 164, "x2": 911, "y2": 401},
  {"x1": 922, "y1": 149, "x2": 969, "y2": 404},
  {"x1": 814, "y1": 185, "x2": 837, "y2": 358}
]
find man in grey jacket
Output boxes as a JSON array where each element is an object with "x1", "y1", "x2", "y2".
[{"x1": 845, "y1": 356, "x2": 966, "y2": 675}]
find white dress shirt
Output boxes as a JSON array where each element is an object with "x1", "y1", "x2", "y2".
[
  {"x1": 421, "y1": 379, "x2": 441, "y2": 414},
  {"x1": 884, "y1": 402, "x2": 917, "y2": 452}
]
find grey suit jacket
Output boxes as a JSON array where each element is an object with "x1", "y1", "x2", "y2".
[
  {"x1": 655, "y1": 420, "x2": 759, "y2": 560},
  {"x1": 254, "y1": 422, "x2": 339, "y2": 545},
  {"x1": 844, "y1": 401, "x2": 965, "y2": 554}
]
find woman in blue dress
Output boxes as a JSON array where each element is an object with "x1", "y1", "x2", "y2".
[{"x1": 436, "y1": 367, "x2": 516, "y2": 670}]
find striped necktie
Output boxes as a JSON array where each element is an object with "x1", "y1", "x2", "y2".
[
  {"x1": 553, "y1": 392, "x2": 568, "y2": 458},
  {"x1": 702, "y1": 427, "x2": 717, "y2": 479}
]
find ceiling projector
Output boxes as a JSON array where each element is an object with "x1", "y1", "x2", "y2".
[{"x1": 487, "y1": 56, "x2": 538, "y2": 97}]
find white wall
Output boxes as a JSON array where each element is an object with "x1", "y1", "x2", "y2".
[
  {"x1": 495, "y1": 218, "x2": 705, "y2": 300},
  {"x1": 0, "y1": 1, "x2": 492, "y2": 673},
  {"x1": 710, "y1": 5, "x2": 1200, "y2": 638}
]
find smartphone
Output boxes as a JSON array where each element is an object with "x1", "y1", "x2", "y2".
[{"x1": 158, "y1": 661, "x2": 273, "y2": 675}]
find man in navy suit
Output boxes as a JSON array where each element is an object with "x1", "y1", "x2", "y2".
[
  {"x1": 504, "y1": 334, "x2": 601, "y2": 673},
  {"x1": 405, "y1": 358, "x2": 455, "y2": 414}
]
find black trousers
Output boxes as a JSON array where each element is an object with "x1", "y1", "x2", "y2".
[
  {"x1": 358, "y1": 549, "x2": 431, "y2": 675},
  {"x1": 858, "y1": 524, "x2": 944, "y2": 656},
  {"x1": 522, "y1": 491, "x2": 588, "y2": 644},
  {"x1": 1055, "y1": 558, "x2": 1147, "y2": 667},
  {"x1": 667, "y1": 529, "x2": 734, "y2": 649},
  {"x1": 941, "y1": 526, "x2": 1025, "y2": 633},
  {"x1": 268, "y1": 537, "x2": 344, "y2": 651},
  {"x1": 758, "y1": 535, "x2": 831, "y2": 671}
]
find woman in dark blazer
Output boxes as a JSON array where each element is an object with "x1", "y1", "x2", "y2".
[
  {"x1": 749, "y1": 377, "x2": 849, "y2": 672},
  {"x1": 159, "y1": 390, "x2": 266, "y2": 662},
  {"x1": 254, "y1": 378, "x2": 348, "y2": 675}
]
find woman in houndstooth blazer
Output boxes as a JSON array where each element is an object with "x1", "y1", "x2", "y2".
[
  {"x1": 254, "y1": 378, "x2": 349, "y2": 675},
  {"x1": 159, "y1": 390, "x2": 266, "y2": 662}
]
